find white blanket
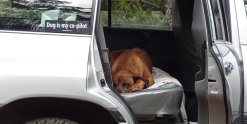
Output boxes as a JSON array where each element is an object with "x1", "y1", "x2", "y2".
[{"x1": 148, "y1": 67, "x2": 182, "y2": 89}]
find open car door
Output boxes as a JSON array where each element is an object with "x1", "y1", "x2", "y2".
[{"x1": 195, "y1": 0, "x2": 244, "y2": 123}]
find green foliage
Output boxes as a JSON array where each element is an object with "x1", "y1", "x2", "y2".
[
  {"x1": 0, "y1": 0, "x2": 71, "y2": 19},
  {"x1": 108, "y1": 0, "x2": 171, "y2": 29},
  {"x1": 0, "y1": 0, "x2": 11, "y2": 16},
  {"x1": 0, "y1": 0, "x2": 41, "y2": 19}
]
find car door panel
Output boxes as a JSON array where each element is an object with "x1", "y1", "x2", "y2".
[
  {"x1": 208, "y1": 51, "x2": 227, "y2": 124},
  {"x1": 211, "y1": 43, "x2": 243, "y2": 123}
]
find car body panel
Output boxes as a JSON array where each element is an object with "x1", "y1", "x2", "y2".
[
  {"x1": 242, "y1": 45, "x2": 247, "y2": 115},
  {"x1": 207, "y1": 48, "x2": 227, "y2": 124},
  {"x1": 0, "y1": 31, "x2": 135, "y2": 124},
  {"x1": 0, "y1": 32, "x2": 95, "y2": 105},
  {"x1": 212, "y1": 43, "x2": 243, "y2": 122}
]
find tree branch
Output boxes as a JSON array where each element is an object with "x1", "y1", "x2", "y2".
[{"x1": 140, "y1": 0, "x2": 162, "y2": 10}]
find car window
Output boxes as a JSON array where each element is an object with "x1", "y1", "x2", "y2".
[
  {"x1": 0, "y1": 0, "x2": 92, "y2": 34},
  {"x1": 101, "y1": 0, "x2": 172, "y2": 30},
  {"x1": 210, "y1": 0, "x2": 228, "y2": 41}
]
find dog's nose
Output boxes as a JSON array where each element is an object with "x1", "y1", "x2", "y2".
[{"x1": 121, "y1": 82, "x2": 131, "y2": 88}]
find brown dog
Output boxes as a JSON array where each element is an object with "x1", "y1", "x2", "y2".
[{"x1": 109, "y1": 48, "x2": 155, "y2": 93}]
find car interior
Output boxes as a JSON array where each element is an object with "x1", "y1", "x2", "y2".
[{"x1": 99, "y1": 0, "x2": 208, "y2": 123}]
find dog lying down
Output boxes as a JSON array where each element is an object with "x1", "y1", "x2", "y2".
[
  {"x1": 109, "y1": 48, "x2": 181, "y2": 93},
  {"x1": 109, "y1": 48, "x2": 155, "y2": 93}
]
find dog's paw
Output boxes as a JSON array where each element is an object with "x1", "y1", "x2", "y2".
[
  {"x1": 130, "y1": 79, "x2": 145, "y2": 92},
  {"x1": 131, "y1": 88, "x2": 140, "y2": 92}
]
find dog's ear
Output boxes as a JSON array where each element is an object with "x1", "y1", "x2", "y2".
[{"x1": 132, "y1": 76, "x2": 149, "y2": 88}]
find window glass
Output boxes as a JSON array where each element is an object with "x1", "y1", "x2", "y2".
[
  {"x1": 101, "y1": 0, "x2": 172, "y2": 29},
  {"x1": 101, "y1": 0, "x2": 108, "y2": 26},
  {"x1": 210, "y1": 0, "x2": 227, "y2": 41},
  {"x1": 0, "y1": 0, "x2": 92, "y2": 34}
]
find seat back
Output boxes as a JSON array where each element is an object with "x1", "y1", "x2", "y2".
[
  {"x1": 191, "y1": 0, "x2": 209, "y2": 123},
  {"x1": 191, "y1": 0, "x2": 207, "y2": 81},
  {"x1": 172, "y1": 0, "x2": 200, "y2": 92}
]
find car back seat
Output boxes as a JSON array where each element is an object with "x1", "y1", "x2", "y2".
[{"x1": 121, "y1": 67, "x2": 183, "y2": 121}]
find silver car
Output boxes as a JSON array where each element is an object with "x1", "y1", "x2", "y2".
[{"x1": 0, "y1": 0, "x2": 247, "y2": 124}]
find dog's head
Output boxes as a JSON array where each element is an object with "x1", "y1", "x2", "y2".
[
  {"x1": 112, "y1": 70, "x2": 148, "y2": 93},
  {"x1": 112, "y1": 70, "x2": 134, "y2": 93}
]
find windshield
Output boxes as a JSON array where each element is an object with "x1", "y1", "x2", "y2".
[{"x1": 0, "y1": 0, "x2": 93, "y2": 34}]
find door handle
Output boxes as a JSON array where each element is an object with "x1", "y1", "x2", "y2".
[{"x1": 224, "y1": 61, "x2": 234, "y2": 74}]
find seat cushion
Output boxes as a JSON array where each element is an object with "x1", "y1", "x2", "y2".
[{"x1": 121, "y1": 67, "x2": 183, "y2": 120}]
